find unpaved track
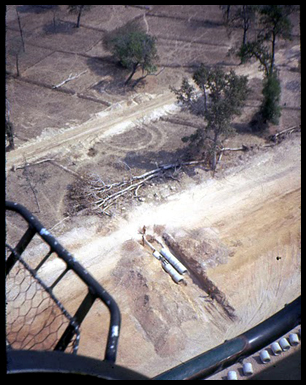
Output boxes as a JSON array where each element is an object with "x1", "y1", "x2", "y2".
[
  {"x1": 7, "y1": 135, "x2": 300, "y2": 377},
  {"x1": 6, "y1": 88, "x2": 301, "y2": 377},
  {"x1": 6, "y1": 92, "x2": 177, "y2": 171},
  {"x1": 43, "y1": 135, "x2": 300, "y2": 377}
]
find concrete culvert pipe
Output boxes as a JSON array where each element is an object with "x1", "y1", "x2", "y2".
[
  {"x1": 152, "y1": 250, "x2": 162, "y2": 260},
  {"x1": 160, "y1": 248, "x2": 187, "y2": 275},
  {"x1": 242, "y1": 362, "x2": 253, "y2": 376},
  {"x1": 162, "y1": 260, "x2": 184, "y2": 284}
]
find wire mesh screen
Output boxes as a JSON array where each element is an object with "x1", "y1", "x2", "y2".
[
  {"x1": 6, "y1": 201, "x2": 121, "y2": 363},
  {"x1": 5, "y1": 244, "x2": 80, "y2": 353}
]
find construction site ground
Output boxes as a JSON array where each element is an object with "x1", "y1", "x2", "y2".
[{"x1": 6, "y1": 5, "x2": 301, "y2": 378}]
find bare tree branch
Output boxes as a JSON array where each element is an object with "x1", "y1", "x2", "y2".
[{"x1": 52, "y1": 70, "x2": 87, "y2": 89}]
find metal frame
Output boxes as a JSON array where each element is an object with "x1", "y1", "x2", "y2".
[
  {"x1": 6, "y1": 201, "x2": 121, "y2": 363},
  {"x1": 153, "y1": 297, "x2": 301, "y2": 380},
  {"x1": 7, "y1": 350, "x2": 149, "y2": 380}
]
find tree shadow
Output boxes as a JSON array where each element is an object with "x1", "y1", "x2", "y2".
[
  {"x1": 43, "y1": 20, "x2": 78, "y2": 35},
  {"x1": 189, "y1": 18, "x2": 224, "y2": 30},
  {"x1": 123, "y1": 149, "x2": 182, "y2": 171},
  {"x1": 232, "y1": 122, "x2": 254, "y2": 135},
  {"x1": 86, "y1": 56, "x2": 131, "y2": 95},
  {"x1": 16, "y1": 5, "x2": 59, "y2": 14},
  {"x1": 122, "y1": 147, "x2": 201, "y2": 178},
  {"x1": 248, "y1": 111, "x2": 269, "y2": 135}
]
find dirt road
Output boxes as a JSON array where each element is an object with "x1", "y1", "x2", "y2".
[
  {"x1": 5, "y1": 86, "x2": 301, "y2": 377},
  {"x1": 6, "y1": 91, "x2": 178, "y2": 171},
  {"x1": 6, "y1": 5, "x2": 300, "y2": 379},
  {"x1": 37, "y1": 133, "x2": 299, "y2": 377}
]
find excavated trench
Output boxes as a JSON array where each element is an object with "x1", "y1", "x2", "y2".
[
  {"x1": 162, "y1": 232, "x2": 236, "y2": 321},
  {"x1": 6, "y1": 134, "x2": 301, "y2": 378}
]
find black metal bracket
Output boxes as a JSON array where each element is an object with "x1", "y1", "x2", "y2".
[{"x1": 7, "y1": 350, "x2": 149, "y2": 380}]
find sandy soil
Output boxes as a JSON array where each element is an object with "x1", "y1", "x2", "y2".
[
  {"x1": 6, "y1": 5, "x2": 301, "y2": 379},
  {"x1": 60, "y1": 135, "x2": 301, "y2": 376},
  {"x1": 5, "y1": 91, "x2": 179, "y2": 171},
  {"x1": 8, "y1": 133, "x2": 300, "y2": 377}
]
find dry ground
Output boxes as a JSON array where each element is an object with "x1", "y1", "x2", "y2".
[{"x1": 6, "y1": 5, "x2": 301, "y2": 378}]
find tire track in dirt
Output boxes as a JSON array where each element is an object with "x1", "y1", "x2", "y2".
[
  {"x1": 6, "y1": 92, "x2": 178, "y2": 172},
  {"x1": 102, "y1": 123, "x2": 166, "y2": 155},
  {"x1": 67, "y1": 136, "x2": 300, "y2": 375},
  {"x1": 6, "y1": 136, "x2": 300, "y2": 377}
]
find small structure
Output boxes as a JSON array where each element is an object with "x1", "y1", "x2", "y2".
[
  {"x1": 227, "y1": 370, "x2": 238, "y2": 380},
  {"x1": 260, "y1": 350, "x2": 271, "y2": 364}
]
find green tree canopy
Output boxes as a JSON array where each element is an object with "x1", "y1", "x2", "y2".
[
  {"x1": 236, "y1": 5, "x2": 298, "y2": 127},
  {"x1": 238, "y1": 5, "x2": 297, "y2": 76},
  {"x1": 173, "y1": 64, "x2": 249, "y2": 171},
  {"x1": 104, "y1": 23, "x2": 158, "y2": 86},
  {"x1": 260, "y1": 71, "x2": 282, "y2": 125}
]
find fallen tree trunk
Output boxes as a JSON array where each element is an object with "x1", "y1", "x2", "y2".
[
  {"x1": 13, "y1": 158, "x2": 84, "y2": 180},
  {"x1": 269, "y1": 125, "x2": 300, "y2": 142},
  {"x1": 220, "y1": 145, "x2": 250, "y2": 152},
  {"x1": 52, "y1": 70, "x2": 87, "y2": 89},
  {"x1": 80, "y1": 160, "x2": 211, "y2": 216}
]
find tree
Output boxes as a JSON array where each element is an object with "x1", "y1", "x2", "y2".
[
  {"x1": 5, "y1": 120, "x2": 14, "y2": 151},
  {"x1": 67, "y1": 5, "x2": 91, "y2": 28},
  {"x1": 173, "y1": 64, "x2": 249, "y2": 171},
  {"x1": 237, "y1": 5, "x2": 297, "y2": 127},
  {"x1": 104, "y1": 23, "x2": 158, "y2": 86},
  {"x1": 238, "y1": 39, "x2": 271, "y2": 76},
  {"x1": 220, "y1": 5, "x2": 232, "y2": 24},
  {"x1": 260, "y1": 71, "x2": 282, "y2": 125},
  {"x1": 221, "y1": 5, "x2": 259, "y2": 47},
  {"x1": 5, "y1": 97, "x2": 14, "y2": 151},
  {"x1": 239, "y1": 5, "x2": 258, "y2": 46},
  {"x1": 238, "y1": 5, "x2": 296, "y2": 76},
  {"x1": 259, "y1": 5, "x2": 296, "y2": 74},
  {"x1": 16, "y1": 9, "x2": 25, "y2": 52}
]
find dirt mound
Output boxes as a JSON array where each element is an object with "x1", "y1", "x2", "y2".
[
  {"x1": 162, "y1": 231, "x2": 236, "y2": 321},
  {"x1": 165, "y1": 227, "x2": 230, "y2": 269},
  {"x1": 112, "y1": 239, "x2": 199, "y2": 357}
]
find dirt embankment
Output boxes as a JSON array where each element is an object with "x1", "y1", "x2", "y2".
[{"x1": 162, "y1": 232, "x2": 236, "y2": 321}]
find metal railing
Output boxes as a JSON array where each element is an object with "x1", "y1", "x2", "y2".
[{"x1": 5, "y1": 201, "x2": 121, "y2": 363}]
